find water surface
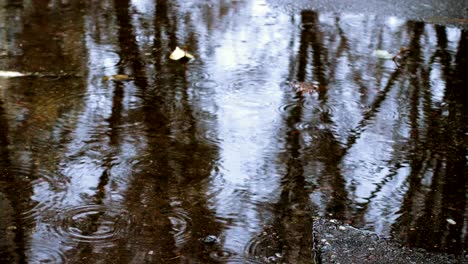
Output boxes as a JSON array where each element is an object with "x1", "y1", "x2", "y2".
[{"x1": 0, "y1": 0, "x2": 467, "y2": 263}]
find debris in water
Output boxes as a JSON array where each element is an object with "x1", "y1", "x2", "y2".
[
  {"x1": 163, "y1": 255, "x2": 181, "y2": 261},
  {"x1": 169, "y1": 46, "x2": 194, "y2": 61},
  {"x1": 373, "y1": 50, "x2": 393, "y2": 60},
  {"x1": 0, "y1": 70, "x2": 25, "y2": 78},
  {"x1": 102, "y1": 74, "x2": 133, "y2": 81},
  {"x1": 290, "y1": 81, "x2": 318, "y2": 95},
  {"x1": 392, "y1": 47, "x2": 410, "y2": 67},
  {"x1": 201, "y1": 235, "x2": 218, "y2": 245},
  {"x1": 446, "y1": 218, "x2": 456, "y2": 225}
]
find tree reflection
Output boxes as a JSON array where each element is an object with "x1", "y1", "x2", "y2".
[
  {"x1": 394, "y1": 26, "x2": 467, "y2": 254},
  {"x1": 0, "y1": 99, "x2": 27, "y2": 263},
  {"x1": 1, "y1": 0, "x2": 467, "y2": 261},
  {"x1": 285, "y1": 9, "x2": 467, "y2": 255},
  {"x1": 106, "y1": 0, "x2": 223, "y2": 262},
  {"x1": 293, "y1": 10, "x2": 350, "y2": 221},
  {"x1": 1, "y1": 0, "x2": 86, "y2": 262}
]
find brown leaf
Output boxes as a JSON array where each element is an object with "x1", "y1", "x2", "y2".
[
  {"x1": 290, "y1": 82, "x2": 318, "y2": 95},
  {"x1": 102, "y1": 74, "x2": 133, "y2": 81},
  {"x1": 392, "y1": 47, "x2": 410, "y2": 67}
]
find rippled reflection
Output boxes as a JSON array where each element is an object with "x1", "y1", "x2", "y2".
[{"x1": 0, "y1": 0, "x2": 466, "y2": 262}]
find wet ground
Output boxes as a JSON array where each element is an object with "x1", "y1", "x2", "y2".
[{"x1": 0, "y1": 0, "x2": 467, "y2": 263}]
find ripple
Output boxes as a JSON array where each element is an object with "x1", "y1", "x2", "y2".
[
  {"x1": 277, "y1": 102, "x2": 297, "y2": 114},
  {"x1": 165, "y1": 208, "x2": 192, "y2": 246},
  {"x1": 20, "y1": 170, "x2": 69, "y2": 220},
  {"x1": 192, "y1": 80, "x2": 219, "y2": 89},
  {"x1": 301, "y1": 98, "x2": 320, "y2": 111},
  {"x1": 219, "y1": 256, "x2": 264, "y2": 264},
  {"x1": 315, "y1": 103, "x2": 338, "y2": 115},
  {"x1": 236, "y1": 97, "x2": 274, "y2": 110},
  {"x1": 208, "y1": 248, "x2": 236, "y2": 261},
  {"x1": 244, "y1": 228, "x2": 282, "y2": 262},
  {"x1": 88, "y1": 47, "x2": 121, "y2": 72},
  {"x1": 295, "y1": 121, "x2": 311, "y2": 130},
  {"x1": 191, "y1": 80, "x2": 220, "y2": 96},
  {"x1": 27, "y1": 243, "x2": 68, "y2": 264},
  {"x1": 299, "y1": 22, "x2": 317, "y2": 31},
  {"x1": 25, "y1": 91, "x2": 107, "y2": 144},
  {"x1": 277, "y1": 99, "x2": 337, "y2": 118},
  {"x1": 186, "y1": 71, "x2": 212, "y2": 81},
  {"x1": 227, "y1": 79, "x2": 280, "y2": 93},
  {"x1": 223, "y1": 79, "x2": 282, "y2": 110},
  {"x1": 55, "y1": 204, "x2": 130, "y2": 245},
  {"x1": 194, "y1": 127, "x2": 223, "y2": 146},
  {"x1": 25, "y1": 90, "x2": 147, "y2": 153}
]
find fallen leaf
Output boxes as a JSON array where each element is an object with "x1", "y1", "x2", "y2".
[
  {"x1": 0, "y1": 70, "x2": 25, "y2": 78},
  {"x1": 392, "y1": 47, "x2": 410, "y2": 67},
  {"x1": 102, "y1": 74, "x2": 132, "y2": 81},
  {"x1": 290, "y1": 82, "x2": 318, "y2": 95},
  {"x1": 373, "y1": 50, "x2": 393, "y2": 60},
  {"x1": 169, "y1": 46, "x2": 194, "y2": 61},
  {"x1": 446, "y1": 218, "x2": 456, "y2": 225}
]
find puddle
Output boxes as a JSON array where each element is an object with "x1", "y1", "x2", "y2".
[{"x1": 0, "y1": 0, "x2": 466, "y2": 262}]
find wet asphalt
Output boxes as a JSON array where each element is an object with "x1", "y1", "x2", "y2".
[
  {"x1": 270, "y1": 0, "x2": 468, "y2": 28},
  {"x1": 313, "y1": 219, "x2": 466, "y2": 264}
]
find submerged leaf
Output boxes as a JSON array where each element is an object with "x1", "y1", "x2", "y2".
[
  {"x1": 102, "y1": 74, "x2": 132, "y2": 81},
  {"x1": 0, "y1": 70, "x2": 25, "y2": 78},
  {"x1": 112, "y1": 74, "x2": 131, "y2": 80},
  {"x1": 169, "y1": 46, "x2": 194, "y2": 61}
]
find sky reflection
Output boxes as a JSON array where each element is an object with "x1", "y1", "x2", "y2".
[{"x1": 0, "y1": 0, "x2": 466, "y2": 262}]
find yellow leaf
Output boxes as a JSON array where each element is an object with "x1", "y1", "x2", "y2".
[
  {"x1": 169, "y1": 47, "x2": 185, "y2": 60},
  {"x1": 184, "y1": 51, "x2": 194, "y2": 59},
  {"x1": 169, "y1": 46, "x2": 194, "y2": 61},
  {"x1": 112, "y1": 74, "x2": 130, "y2": 80}
]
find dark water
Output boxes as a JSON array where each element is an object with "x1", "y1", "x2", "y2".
[{"x1": 0, "y1": 0, "x2": 466, "y2": 263}]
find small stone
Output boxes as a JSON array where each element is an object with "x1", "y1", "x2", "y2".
[
  {"x1": 201, "y1": 235, "x2": 218, "y2": 245},
  {"x1": 148, "y1": 250, "x2": 154, "y2": 255},
  {"x1": 338, "y1": 225, "x2": 346, "y2": 230}
]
